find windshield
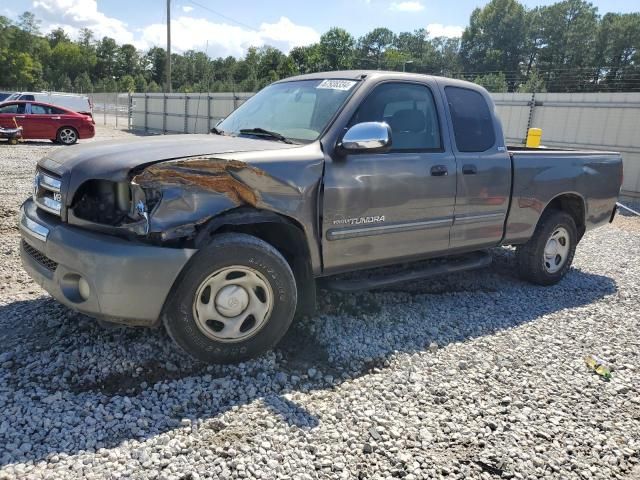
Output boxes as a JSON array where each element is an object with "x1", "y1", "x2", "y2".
[
  {"x1": 216, "y1": 79, "x2": 358, "y2": 143},
  {"x1": 6, "y1": 93, "x2": 20, "y2": 101}
]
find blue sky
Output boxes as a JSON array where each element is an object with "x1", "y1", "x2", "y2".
[{"x1": 3, "y1": 0, "x2": 638, "y2": 58}]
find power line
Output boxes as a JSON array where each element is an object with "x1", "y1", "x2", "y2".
[{"x1": 186, "y1": 0, "x2": 260, "y2": 32}]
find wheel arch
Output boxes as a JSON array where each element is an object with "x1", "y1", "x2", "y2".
[
  {"x1": 540, "y1": 192, "x2": 586, "y2": 241},
  {"x1": 192, "y1": 207, "x2": 316, "y2": 318}
]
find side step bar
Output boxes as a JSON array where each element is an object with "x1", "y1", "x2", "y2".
[{"x1": 319, "y1": 251, "x2": 492, "y2": 293}]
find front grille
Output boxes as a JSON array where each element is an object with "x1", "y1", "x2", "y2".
[
  {"x1": 22, "y1": 240, "x2": 58, "y2": 272},
  {"x1": 33, "y1": 169, "x2": 62, "y2": 217}
]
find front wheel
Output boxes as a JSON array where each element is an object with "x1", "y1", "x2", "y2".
[
  {"x1": 57, "y1": 127, "x2": 78, "y2": 145},
  {"x1": 516, "y1": 210, "x2": 577, "y2": 285},
  {"x1": 163, "y1": 233, "x2": 297, "y2": 363}
]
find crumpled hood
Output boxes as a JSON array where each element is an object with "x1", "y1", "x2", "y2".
[{"x1": 37, "y1": 134, "x2": 300, "y2": 203}]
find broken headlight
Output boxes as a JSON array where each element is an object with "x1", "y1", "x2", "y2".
[{"x1": 70, "y1": 179, "x2": 162, "y2": 228}]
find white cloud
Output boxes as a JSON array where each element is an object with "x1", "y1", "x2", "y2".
[
  {"x1": 390, "y1": 1, "x2": 425, "y2": 12},
  {"x1": 32, "y1": 0, "x2": 136, "y2": 43},
  {"x1": 28, "y1": 0, "x2": 320, "y2": 58},
  {"x1": 138, "y1": 15, "x2": 319, "y2": 56},
  {"x1": 426, "y1": 23, "x2": 464, "y2": 38}
]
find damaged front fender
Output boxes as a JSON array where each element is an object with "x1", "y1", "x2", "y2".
[{"x1": 132, "y1": 152, "x2": 324, "y2": 245}]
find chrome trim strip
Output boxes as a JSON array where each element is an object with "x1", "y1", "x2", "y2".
[
  {"x1": 453, "y1": 212, "x2": 505, "y2": 225},
  {"x1": 19, "y1": 208, "x2": 49, "y2": 242},
  {"x1": 327, "y1": 218, "x2": 452, "y2": 241},
  {"x1": 39, "y1": 174, "x2": 61, "y2": 192},
  {"x1": 35, "y1": 196, "x2": 61, "y2": 215}
]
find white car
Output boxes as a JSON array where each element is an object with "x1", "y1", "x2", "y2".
[{"x1": 4, "y1": 92, "x2": 92, "y2": 117}]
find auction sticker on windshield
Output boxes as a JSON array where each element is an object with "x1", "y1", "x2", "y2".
[{"x1": 317, "y1": 79, "x2": 357, "y2": 90}]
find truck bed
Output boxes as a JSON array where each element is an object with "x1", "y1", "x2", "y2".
[{"x1": 503, "y1": 147, "x2": 622, "y2": 244}]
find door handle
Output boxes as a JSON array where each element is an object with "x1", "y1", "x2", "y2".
[
  {"x1": 462, "y1": 164, "x2": 477, "y2": 175},
  {"x1": 430, "y1": 165, "x2": 448, "y2": 176},
  {"x1": 15, "y1": 115, "x2": 26, "y2": 119},
  {"x1": 52, "y1": 116, "x2": 61, "y2": 120}
]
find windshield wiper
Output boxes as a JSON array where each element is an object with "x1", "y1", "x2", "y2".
[
  {"x1": 239, "y1": 127, "x2": 296, "y2": 144},
  {"x1": 210, "y1": 127, "x2": 227, "y2": 135}
]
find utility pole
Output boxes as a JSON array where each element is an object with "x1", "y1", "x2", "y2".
[{"x1": 166, "y1": 0, "x2": 172, "y2": 92}]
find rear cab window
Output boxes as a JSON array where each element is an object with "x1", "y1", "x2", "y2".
[{"x1": 445, "y1": 86, "x2": 495, "y2": 152}]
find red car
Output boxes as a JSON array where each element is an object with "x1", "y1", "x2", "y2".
[{"x1": 0, "y1": 100, "x2": 95, "y2": 145}]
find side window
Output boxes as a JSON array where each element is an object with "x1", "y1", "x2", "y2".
[
  {"x1": 445, "y1": 86, "x2": 495, "y2": 152},
  {"x1": 0, "y1": 104, "x2": 19, "y2": 114},
  {"x1": 50, "y1": 107, "x2": 66, "y2": 115},
  {"x1": 350, "y1": 83, "x2": 441, "y2": 151},
  {"x1": 30, "y1": 104, "x2": 51, "y2": 115},
  {"x1": 20, "y1": 95, "x2": 35, "y2": 101}
]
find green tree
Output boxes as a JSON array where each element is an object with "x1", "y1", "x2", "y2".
[
  {"x1": 147, "y1": 80, "x2": 161, "y2": 93},
  {"x1": 10, "y1": 52, "x2": 42, "y2": 88},
  {"x1": 394, "y1": 29, "x2": 440, "y2": 72},
  {"x1": 73, "y1": 72, "x2": 93, "y2": 93},
  {"x1": 318, "y1": 28, "x2": 355, "y2": 70},
  {"x1": 119, "y1": 74, "x2": 135, "y2": 92},
  {"x1": 459, "y1": 0, "x2": 526, "y2": 82},
  {"x1": 95, "y1": 37, "x2": 118, "y2": 79},
  {"x1": 594, "y1": 13, "x2": 640, "y2": 89},
  {"x1": 134, "y1": 73, "x2": 148, "y2": 92},
  {"x1": 50, "y1": 41, "x2": 87, "y2": 80},
  {"x1": 289, "y1": 44, "x2": 321, "y2": 74},
  {"x1": 533, "y1": 0, "x2": 599, "y2": 91},
  {"x1": 474, "y1": 72, "x2": 509, "y2": 92},
  {"x1": 517, "y1": 71, "x2": 546, "y2": 92},
  {"x1": 357, "y1": 27, "x2": 396, "y2": 69},
  {"x1": 116, "y1": 44, "x2": 140, "y2": 78},
  {"x1": 47, "y1": 27, "x2": 70, "y2": 48},
  {"x1": 143, "y1": 46, "x2": 167, "y2": 86}
]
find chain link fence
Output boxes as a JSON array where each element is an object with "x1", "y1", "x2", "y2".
[{"x1": 88, "y1": 93, "x2": 132, "y2": 129}]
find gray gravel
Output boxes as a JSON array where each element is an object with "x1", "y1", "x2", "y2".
[{"x1": 1, "y1": 129, "x2": 639, "y2": 479}]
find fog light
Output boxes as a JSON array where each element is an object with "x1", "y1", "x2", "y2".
[
  {"x1": 78, "y1": 277, "x2": 91, "y2": 301},
  {"x1": 61, "y1": 273, "x2": 91, "y2": 303}
]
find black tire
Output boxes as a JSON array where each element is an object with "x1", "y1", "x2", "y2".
[
  {"x1": 516, "y1": 210, "x2": 577, "y2": 285},
  {"x1": 50, "y1": 139, "x2": 59, "y2": 143},
  {"x1": 163, "y1": 233, "x2": 297, "y2": 363},
  {"x1": 56, "y1": 127, "x2": 78, "y2": 145}
]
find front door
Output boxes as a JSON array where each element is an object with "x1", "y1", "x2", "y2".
[
  {"x1": 0, "y1": 103, "x2": 29, "y2": 134},
  {"x1": 322, "y1": 81, "x2": 457, "y2": 273}
]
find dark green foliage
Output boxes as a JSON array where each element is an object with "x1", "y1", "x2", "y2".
[{"x1": 0, "y1": 2, "x2": 638, "y2": 93}]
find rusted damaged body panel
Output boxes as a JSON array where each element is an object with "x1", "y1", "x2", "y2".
[{"x1": 134, "y1": 143, "x2": 325, "y2": 272}]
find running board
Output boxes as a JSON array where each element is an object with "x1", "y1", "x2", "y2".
[{"x1": 319, "y1": 251, "x2": 492, "y2": 293}]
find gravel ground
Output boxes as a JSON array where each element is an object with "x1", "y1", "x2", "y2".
[{"x1": 0, "y1": 129, "x2": 639, "y2": 479}]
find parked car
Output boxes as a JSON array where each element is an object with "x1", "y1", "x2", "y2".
[
  {"x1": 0, "y1": 92, "x2": 12, "y2": 102},
  {"x1": 3, "y1": 91, "x2": 92, "y2": 117},
  {"x1": 18, "y1": 71, "x2": 623, "y2": 363},
  {"x1": 0, "y1": 101, "x2": 95, "y2": 144}
]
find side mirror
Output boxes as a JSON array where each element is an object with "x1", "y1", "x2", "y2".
[{"x1": 338, "y1": 122, "x2": 392, "y2": 154}]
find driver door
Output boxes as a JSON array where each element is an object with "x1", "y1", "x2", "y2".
[{"x1": 321, "y1": 80, "x2": 457, "y2": 273}]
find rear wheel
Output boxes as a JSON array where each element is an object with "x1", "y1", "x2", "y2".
[
  {"x1": 57, "y1": 127, "x2": 78, "y2": 145},
  {"x1": 163, "y1": 233, "x2": 297, "y2": 363},
  {"x1": 516, "y1": 210, "x2": 577, "y2": 285}
]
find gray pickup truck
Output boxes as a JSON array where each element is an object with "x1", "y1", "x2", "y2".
[{"x1": 20, "y1": 71, "x2": 622, "y2": 363}]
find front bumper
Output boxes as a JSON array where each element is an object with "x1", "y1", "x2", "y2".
[{"x1": 19, "y1": 199, "x2": 196, "y2": 326}]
